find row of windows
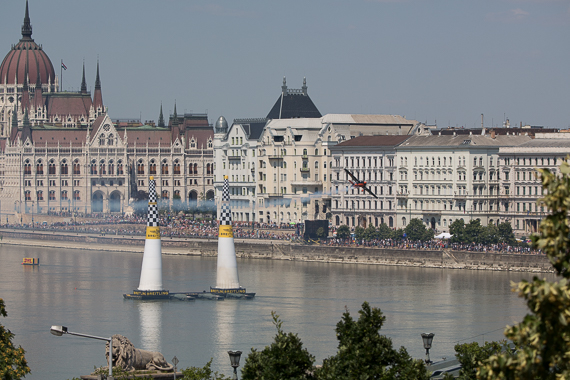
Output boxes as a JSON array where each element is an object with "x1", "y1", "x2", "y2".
[{"x1": 25, "y1": 190, "x2": 81, "y2": 201}]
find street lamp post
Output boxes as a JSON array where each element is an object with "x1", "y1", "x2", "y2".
[
  {"x1": 421, "y1": 333, "x2": 435, "y2": 365},
  {"x1": 50, "y1": 325, "x2": 113, "y2": 379},
  {"x1": 227, "y1": 350, "x2": 242, "y2": 380},
  {"x1": 31, "y1": 201, "x2": 34, "y2": 229}
]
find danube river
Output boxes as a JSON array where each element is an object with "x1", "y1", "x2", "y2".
[{"x1": 0, "y1": 243, "x2": 557, "y2": 379}]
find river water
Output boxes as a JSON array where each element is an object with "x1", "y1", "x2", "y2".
[{"x1": 0, "y1": 243, "x2": 557, "y2": 379}]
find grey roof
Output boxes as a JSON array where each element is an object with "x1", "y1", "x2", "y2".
[
  {"x1": 398, "y1": 134, "x2": 531, "y2": 148},
  {"x1": 233, "y1": 118, "x2": 268, "y2": 140},
  {"x1": 516, "y1": 138, "x2": 570, "y2": 148},
  {"x1": 335, "y1": 135, "x2": 412, "y2": 147}
]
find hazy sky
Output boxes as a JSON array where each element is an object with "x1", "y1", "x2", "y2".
[{"x1": 2, "y1": 0, "x2": 569, "y2": 129}]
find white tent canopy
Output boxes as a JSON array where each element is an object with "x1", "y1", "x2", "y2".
[{"x1": 434, "y1": 232, "x2": 452, "y2": 239}]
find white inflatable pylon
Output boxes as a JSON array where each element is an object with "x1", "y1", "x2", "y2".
[
  {"x1": 214, "y1": 175, "x2": 241, "y2": 289},
  {"x1": 137, "y1": 176, "x2": 164, "y2": 291}
]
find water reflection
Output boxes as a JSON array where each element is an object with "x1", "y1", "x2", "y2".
[{"x1": 138, "y1": 301, "x2": 163, "y2": 352}]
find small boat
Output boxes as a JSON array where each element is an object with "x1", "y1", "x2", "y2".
[{"x1": 22, "y1": 258, "x2": 40, "y2": 265}]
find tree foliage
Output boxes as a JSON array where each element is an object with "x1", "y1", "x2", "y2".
[
  {"x1": 241, "y1": 312, "x2": 315, "y2": 380},
  {"x1": 477, "y1": 162, "x2": 570, "y2": 379},
  {"x1": 335, "y1": 225, "x2": 351, "y2": 240},
  {"x1": 0, "y1": 298, "x2": 31, "y2": 380},
  {"x1": 317, "y1": 302, "x2": 429, "y2": 380},
  {"x1": 450, "y1": 219, "x2": 516, "y2": 245},
  {"x1": 180, "y1": 358, "x2": 230, "y2": 380},
  {"x1": 450, "y1": 341, "x2": 506, "y2": 380},
  {"x1": 405, "y1": 218, "x2": 433, "y2": 242}
]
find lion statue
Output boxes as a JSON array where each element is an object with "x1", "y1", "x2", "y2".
[{"x1": 105, "y1": 334, "x2": 174, "y2": 372}]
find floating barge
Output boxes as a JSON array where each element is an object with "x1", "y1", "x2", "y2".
[
  {"x1": 123, "y1": 288, "x2": 255, "y2": 301},
  {"x1": 22, "y1": 257, "x2": 40, "y2": 265}
]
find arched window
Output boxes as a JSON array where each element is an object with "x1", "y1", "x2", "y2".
[
  {"x1": 60, "y1": 160, "x2": 68, "y2": 175},
  {"x1": 24, "y1": 160, "x2": 31, "y2": 175},
  {"x1": 61, "y1": 190, "x2": 68, "y2": 200},
  {"x1": 117, "y1": 160, "x2": 123, "y2": 175},
  {"x1": 107, "y1": 134, "x2": 114, "y2": 146},
  {"x1": 193, "y1": 163, "x2": 198, "y2": 175},
  {"x1": 149, "y1": 160, "x2": 156, "y2": 175},
  {"x1": 161, "y1": 160, "x2": 169, "y2": 175},
  {"x1": 108, "y1": 160, "x2": 115, "y2": 175},
  {"x1": 36, "y1": 160, "x2": 44, "y2": 175},
  {"x1": 161, "y1": 190, "x2": 169, "y2": 199},
  {"x1": 173, "y1": 160, "x2": 180, "y2": 175},
  {"x1": 37, "y1": 190, "x2": 43, "y2": 201},
  {"x1": 137, "y1": 160, "x2": 144, "y2": 175},
  {"x1": 25, "y1": 190, "x2": 31, "y2": 201},
  {"x1": 73, "y1": 160, "x2": 81, "y2": 175},
  {"x1": 91, "y1": 160, "x2": 97, "y2": 175},
  {"x1": 99, "y1": 134, "x2": 105, "y2": 146},
  {"x1": 49, "y1": 160, "x2": 56, "y2": 175},
  {"x1": 49, "y1": 191, "x2": 56, "y2": 201},
  {"x1": 73, "y1": 190, "x2": 81, "y2": 200},
  {"x1": 99, "y1": 160, "x2": 106, "y2": 175},
  {"x1": 315, "y1": 161, "x2": 319, "y2": 168}
]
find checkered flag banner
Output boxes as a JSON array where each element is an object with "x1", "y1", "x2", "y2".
[
  {"x1": 220, "y1": 176, "x2": 232, "y2": 225},
  {"x1": 222, "y1": 176, "x2": 230, "y2": 202},
  {"x1": 147, "y1": 178, "x2": 159, "y2": 227}
]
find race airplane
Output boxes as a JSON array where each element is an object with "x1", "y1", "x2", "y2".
[{"x1": 344, "y1": 168, "x2": 378, "y2": 198}]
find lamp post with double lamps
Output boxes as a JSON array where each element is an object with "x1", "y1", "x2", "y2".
[{"x1": 50, "y1": 325, "x2": 114, "y2": 379}]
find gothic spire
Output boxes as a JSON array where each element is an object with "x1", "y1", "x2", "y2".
[
  {"x1": 95, "y1": 60, "x2": 101, "y2": 90},
  {"x1": 172, "y1": 101, "x2": 178, "y2": 126},
  {"x1": 158, "y1": 103, "x2": 165, "y2": 128},
  {"x1": 21, "y1": 0, "x2": 33, "y2": 40},
  {"x1": 81, "y1": 62, "x2": 87, "y2": 93}
]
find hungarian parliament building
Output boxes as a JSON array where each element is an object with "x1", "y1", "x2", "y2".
[{"x1": 0, "y1": 2, "x2": 215, "y2": 217}]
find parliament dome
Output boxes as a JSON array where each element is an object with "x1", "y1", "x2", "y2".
[{"x1": 0, "y1": 1, "x2": 55, "y2": 86}]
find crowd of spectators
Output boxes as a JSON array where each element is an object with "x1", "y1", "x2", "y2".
[{"x1": 1, "y1": 213, "x2": 541, "y2": 253}]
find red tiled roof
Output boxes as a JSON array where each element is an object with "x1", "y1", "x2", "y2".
[
  {"x1": 31, "y1": 129, "x2": 87, "y2": 146},
  {"x1": 45, "y1": 93, "x2": 93, "y2": 120}
]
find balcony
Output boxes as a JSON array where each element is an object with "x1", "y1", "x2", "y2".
[
  {"x1": 265, "y1": 193, "x2": 284, "y2": 198},
  {"x1": 291, "y1": 180, "x2": 322, "y2": 186},
  {"x1": 268, "y1": 155, "x2": 284, "y2": 160},
  {"x1": 227, "y1": 155, "x2": 241, "y2": 160},
  {"x1": 396, "y1": 191, "x2": 409, "y2": 199},
  {"x1": 453, "y1": 192, "x2": 467, "y2": 199}
]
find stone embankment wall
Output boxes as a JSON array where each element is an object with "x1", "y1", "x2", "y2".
[{"x1": 0, "y1": 229, "x2": 553, "y2": 273}]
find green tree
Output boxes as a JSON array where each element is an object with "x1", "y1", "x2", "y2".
[
  {"x1": 316, "y1": 227, "x2": 326, "y2": 240},
  {"x1": 450, "y1": 341, "x2": 506, "y2": 380},
  {"x1": 354, "y1": 226, "x2": 366, "y2": 241},
  {"x1": 497, "y1": 221, "x2": 516, "y2": 245},
  {"x1": 317, "y1": 302, "x2": 430, "y2": 380},
  {"x1": 241, "y1": 312, "x2": 315, "y2": 380},
  {"x1": 377, "y1": 223, "x2": 393, "y2": 240},
  {"x1": 181, "y1": 358, "x2": 230, "y2": 380},
  {"x1": 463, "y1": 219, "x2": 484, "y2": 244},
  {"x1": 363, "y1": 225, "x2": 378, "y2": 241},
  {"x1": 478, "y1": 162, "x2": 570, "y2": 379},
  {"x1": 0, "y1": 298, "x2": 31, "y2": 380},
  {"x1": 336, "y1": 225, "x2": 350, "y2": 240},
  {"x1": 405, "y1": 218, "x2": 431, "y2": 241},
  {"x1": 449, "y1": 218, "x2": 465, "y2": 243},
  {"x1": 480, "y1": 223, "x2": 500, "y2": 245},
  {"x1": 392, "y1": 228, "x2": 405, "y2": 240}
]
